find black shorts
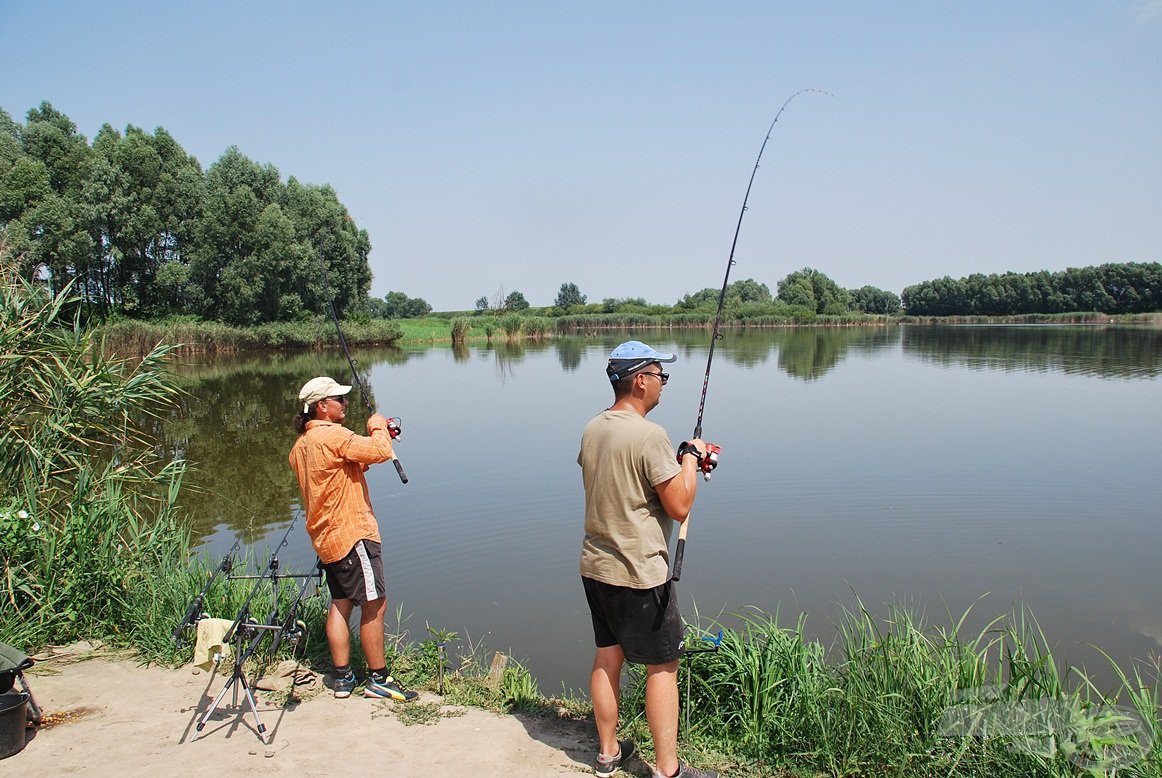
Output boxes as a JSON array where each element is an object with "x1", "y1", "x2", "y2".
[
  {"x1": 582, "y1": 576, "x2": 684, "y2": 665},
  {"x1": 323, "y1": 540, "x2": 385, "y2": 604}
]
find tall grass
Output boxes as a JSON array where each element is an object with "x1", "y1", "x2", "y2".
[
  {"x1": 450, "y1": 316, "x2": 470, "y2": 343},
  {"x1": 499, "y1": 312, "x2": 523, "y2": 336},
  {"x1": 98, "y1": 316, "x2": 404, "y2": 354},
  {"x1": 617, "y1": 604, "x2": 1160, "y2": 776},
  {"x1": 521, "y1": 316, "x2": 554, "y2": 338}
]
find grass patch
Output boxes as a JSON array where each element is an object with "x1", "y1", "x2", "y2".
[
  {"x1": 374, "y1": 700, "x2": 466, "y2": 726},
  {"x1": 611, "y1": 604, "x2": 1162, "y2": 777}
]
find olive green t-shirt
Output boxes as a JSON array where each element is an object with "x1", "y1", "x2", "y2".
[{"x1": 578, "y1": 409, "x2": 682, "y2": 588}]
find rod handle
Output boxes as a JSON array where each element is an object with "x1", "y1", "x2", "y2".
[
  {"x1": 671, "y1": 518, "x2": 690, "y2": 581},
  {"x1": 393, "y1": 458, "x2": 409, "y2": 484}
]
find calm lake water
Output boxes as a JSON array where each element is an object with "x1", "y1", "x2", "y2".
[{"x1": 158, "y1": 325, "x2": 1162, "y2": 694}]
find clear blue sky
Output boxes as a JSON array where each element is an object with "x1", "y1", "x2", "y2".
[{"x1": 2, "y1": 1, "x2": 1159, "y2": 310}]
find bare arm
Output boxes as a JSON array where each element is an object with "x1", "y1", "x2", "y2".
[{"x1": 655, "y1": 437, "x2": 705, "y2": 521}]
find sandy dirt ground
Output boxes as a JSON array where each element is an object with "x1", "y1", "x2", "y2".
[{"x1": 5, "y1": 645, "x2": 648, "y2": 777}]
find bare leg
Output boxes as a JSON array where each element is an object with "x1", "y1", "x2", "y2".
[
  {"x1": 590, "y1": 644, "x2": 625, "y2": 757},
  {"x1": 326, "y1": 598, "x2": 355, "y2": 667},
  {"x1": 359, "y1": 596, "x2": 387, "y2": 667},
  {"x1": 645, "y1": 659, "x2": 680, "y2": 777}
]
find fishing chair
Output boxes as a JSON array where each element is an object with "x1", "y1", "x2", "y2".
[{"x1": 0, "y1": 641, "x2": 42, "y2": 724}]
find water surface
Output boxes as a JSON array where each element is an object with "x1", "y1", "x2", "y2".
[{"x1": 159, "y1": 325, "x2": 1162, "y2": 693}]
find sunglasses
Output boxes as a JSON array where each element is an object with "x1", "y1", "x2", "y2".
[{"x1": 639, "y1": 371, "x2": 669, "y2": 385}]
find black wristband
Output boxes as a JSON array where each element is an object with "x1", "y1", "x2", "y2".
[{"x1": 678, "y1": 442, "x2": 703, "y2": 460}]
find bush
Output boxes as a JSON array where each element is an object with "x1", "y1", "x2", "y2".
[
  {"x1": 450, "y1": 316, "x2": 470, "y2": 343},
  {"x1": 499, "y1": 313, "x2": 522, "y2": 336}
]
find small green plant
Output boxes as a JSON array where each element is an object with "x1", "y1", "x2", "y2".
[{"x1": 373, "y1": 700, "x2": 464, "y2": 726}]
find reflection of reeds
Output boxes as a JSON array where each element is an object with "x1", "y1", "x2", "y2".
[{"x1": 614, "y1": 600, "x2": 1160, "y2": 776}]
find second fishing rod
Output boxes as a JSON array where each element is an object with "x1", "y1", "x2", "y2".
[
  {"x1": 317, "y1": 250, "x2": 409, "y2": 484},
  {"x1": 671, "y1": 89, "x2": 826, "y2": 582}
]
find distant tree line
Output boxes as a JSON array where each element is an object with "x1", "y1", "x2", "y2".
[
  {"x1": 901, "y1": 263, "x2": 1162, "y2": 316},
  {"x1": 470, "y1": 274, "x2": 902, "y2": 318},
  {"x1": 674, "y1": 270, "x2": 901, "y2": 316},
  {"x1": 477, "y1": 262, "x2": 1162, "y2": 320},
  {"x1": 1, "y1": 102, "x2": 371, "y2": 325},
  {"x1": 8, "y1": 104, "x2": 1157, "y2": 327}
]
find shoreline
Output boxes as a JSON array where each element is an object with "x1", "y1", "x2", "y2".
[{"x1": 95, "y1": 312, "x2": 1161, "y2": 355}]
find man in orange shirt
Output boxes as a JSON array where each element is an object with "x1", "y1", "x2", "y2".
[{"x1": 289, "y1": 376, "x2": 417, "y2": 701}]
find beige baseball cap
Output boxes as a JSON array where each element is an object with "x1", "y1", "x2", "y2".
[{"x1": 298, "y1": 376, "x2": 352, "y2": 413}]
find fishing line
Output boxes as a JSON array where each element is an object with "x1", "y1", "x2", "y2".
[
  {"x1": 316, "y1": 250, "x2": 409, "y2": 484},
  {"x1": 673, "y1": 88, "x2": 830, "y2": 582},
  {"x1": 693, "y1": 88, "x2": 830, "y2": 440}
]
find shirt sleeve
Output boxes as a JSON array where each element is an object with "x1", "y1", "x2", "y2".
[
  {"x1": 339, "y1": 427, "x2": 394, "y2": 465},
  {"x1": 643, "y1": 426, "x2": 682, "y2": 487}
]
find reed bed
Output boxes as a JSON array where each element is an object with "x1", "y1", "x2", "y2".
[
  {"x1": 615, "y1": 604, "x2": 1160, "y2": 776},
  {"x1": 98, "y1": 316, "x2": 404, "y2": 354}
]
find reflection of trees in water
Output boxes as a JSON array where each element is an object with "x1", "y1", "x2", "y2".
[
  {"x1": 555, "y1": 339, "x2": 584, "y2": 372},
  {"x1": 772, "y1": 327, "x2": 901, "y2": 381},
  {"x1": 552, "y1": 327, "x2": 901, "y2": 380},
  {"x1": 149, "y1": 368, "x2": 322, "y2": 543},
  {"x1": 903, "y1": 325, "x2": 1162, "y2": 379},
  {"x1": 156, "y1": 350, "x2": 408, "y2": 543}
]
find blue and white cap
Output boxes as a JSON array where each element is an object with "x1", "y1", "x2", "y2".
[{"x1": 606, "y1": 340, "x2": 676, "y2": 382}]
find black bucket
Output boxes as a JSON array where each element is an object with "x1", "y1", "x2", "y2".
[{"x1": 0, "y1": 692, "x2": 29, "y2": 759}]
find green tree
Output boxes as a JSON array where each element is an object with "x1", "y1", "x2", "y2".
[
  {"x1": 2, "y1": 103, "x2": 95, "y2": 298},
  {"x1": 281, "y1": 177, "x2": 371, "y2": 320},
  {"x1": 728, "y1": 278, "x2": 772, "y2": 304},
  {"x1": 86, "y1": 124, "x2": 205, "y2": 316},
  {"x1": 504, "y1": 290, "x2": 530, "y2": 311},
  {"x1": 849, "y1": 285, "x2": 901, "y2": 315},
  {"x1": 554, "y1": 282, "x2": 586, "y2": 308},
  {"x1": 474, "y1": 296, "x2": 490, "y2": 314},
  {"x1": 777, "y1": 268, "x2": 850, "y2": 314},
  {"x1": 676, "y1": 287, "x2": 720, "y2": 311},
  {"x1": 382, "y1": 290, "x2": 432, "y2": 318},
  {"x1": 0, "y1": 104, "x2": 376, "y2": 324}
]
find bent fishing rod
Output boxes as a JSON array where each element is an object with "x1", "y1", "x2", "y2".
[
  {"x1": 317, "y1": 250, "x2": 409, "y2": 484},
  {"x1": 672, "y1": 88, "x2": 828, "y2": 582}
]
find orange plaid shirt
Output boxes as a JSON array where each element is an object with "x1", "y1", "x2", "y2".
[{"x1": 288, "y1": 419, "x2": 393, "y2": 563}]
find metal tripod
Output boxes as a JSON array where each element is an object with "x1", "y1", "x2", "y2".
[{"x1": 193, "y1": 612, "x2": 281, "y2": 742}]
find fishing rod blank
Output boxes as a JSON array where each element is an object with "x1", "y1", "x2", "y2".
[
  {"x1": 317, "y1": 250, "x2": 409, "y2": 483},
  {"x1": 672, "y1": 88, "x2": 828, "y2": 583}
]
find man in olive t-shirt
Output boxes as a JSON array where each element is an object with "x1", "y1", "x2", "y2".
[{"x1": 578, "y1": 341, "x2": 716, "y2": 778}]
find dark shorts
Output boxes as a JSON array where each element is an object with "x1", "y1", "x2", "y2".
[
  {"x1": 323, "y1": 540, "x2": 385, "y2": 604},
  {"x1": 582, "y1": 576, "x2": 685, "y2": 665}
]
